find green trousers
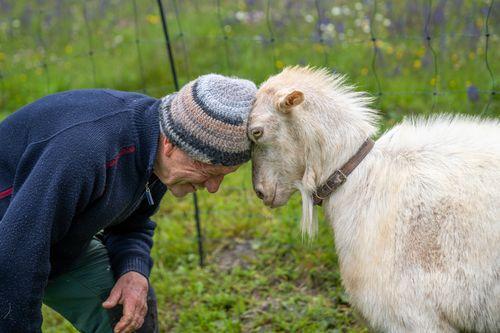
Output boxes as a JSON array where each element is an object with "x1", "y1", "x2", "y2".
[{"x1": 43, "y1": 239, "x2": 158, "y2": 333}]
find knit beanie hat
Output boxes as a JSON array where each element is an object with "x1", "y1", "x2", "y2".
[{"x1": 158, "y1": 74, "x2": 257, "y2": 166}]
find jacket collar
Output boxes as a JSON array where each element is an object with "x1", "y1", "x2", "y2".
[{"x1": 129, "y1": 96, "x2": 163, "y2": 177}]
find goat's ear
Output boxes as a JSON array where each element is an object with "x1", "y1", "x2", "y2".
[{"x1": 276, "y1": 90, "x2": 304, "y2": 114}]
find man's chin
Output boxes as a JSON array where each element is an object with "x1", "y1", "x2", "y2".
[
  {"x1": 169, "y1": 187, "x2": 196, "y2": 197},
  {"x1": 170, "y1": 191, "x2": 188, "y2": 198}
]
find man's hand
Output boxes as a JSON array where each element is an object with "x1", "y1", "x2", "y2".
[{"x1": 102, "y1": 271, "x2": 149, "y2": 333}]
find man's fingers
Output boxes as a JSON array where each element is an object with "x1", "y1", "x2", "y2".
[
  {"x1": 102, "y1": 288, "x2": 121, "y2": 309},
  {"x1": 110, "y1": 272, "x2": 149, "y2": 333},
  {"x1": 134, "y1": 304, "x2": 148, "y2": 330},
  {"x1": 122, "y1": 303, "x2": 146, "y2": 332},
  {"x1": 114, "y1": 313, "x2": 134, "y2": 333},
  {"x1": 135, "y1": 316, "x2": 145, "y2": 331},
  {"x1": 114, "y1": 313, "x2": 143, "y2": 333},
  {"x1": 130, "y1": 303, "x2": 147, "y2": 331},
  {"x1": 114, "y1": 297, "x2": 140, "y2": 333}
]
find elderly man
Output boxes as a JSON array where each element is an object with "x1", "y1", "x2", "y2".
[{"x1": 0, "y1": 74, "x2": 256, "y2": 333}]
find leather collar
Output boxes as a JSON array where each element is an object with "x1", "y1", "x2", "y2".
[{"x1": 312, "y1": 138, "x2": 375, "y2": 206}]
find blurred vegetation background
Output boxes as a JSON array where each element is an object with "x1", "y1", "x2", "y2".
[{"x1": 0, "y1": 0, "x2": 498, "y2": 332}]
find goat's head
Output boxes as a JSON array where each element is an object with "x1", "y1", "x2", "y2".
[
  {"x1": 248, "y1": 85, "x2": 306, "y2": 208},
  {"x1": 248, "y1": 66, "x2": 379, "y2": 237}
]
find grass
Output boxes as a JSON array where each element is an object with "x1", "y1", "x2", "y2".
[{"x1": 0, "y1": 0, "x2": 498, "y2": 331}]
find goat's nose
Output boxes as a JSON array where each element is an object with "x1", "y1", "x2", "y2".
[{"x1": 254, "y1": 183, "x2": 265, "y2": 200}]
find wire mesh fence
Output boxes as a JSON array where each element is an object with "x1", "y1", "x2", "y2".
[
  {"x1": 0, "y1": 0, "x2": 498, "y2": 266},
  {"x1": 1, "y1": 0, "x2": 497, "y2": 115}
]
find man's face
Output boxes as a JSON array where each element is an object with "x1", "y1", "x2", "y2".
[{"x1": 154, "y1": 136, "x2": 240, "y2": 197}]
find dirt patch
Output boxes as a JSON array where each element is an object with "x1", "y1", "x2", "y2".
[{"x1": 212, "y1": 239, "x2": 258, "y2": 271}]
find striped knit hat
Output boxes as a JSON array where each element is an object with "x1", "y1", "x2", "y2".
[{"x1": 159, "y1": 74, "x2": 257, "y2": 166}]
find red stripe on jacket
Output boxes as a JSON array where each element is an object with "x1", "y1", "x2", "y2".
[
  {"x1": 106, "y1": 145, "x2": 136, "y2": 168},
  {"x1": 0, "y1": 187, "x2": 13, "y2": 199}
]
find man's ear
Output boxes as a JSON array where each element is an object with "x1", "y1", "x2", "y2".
[
  {"x1": 162, "y1": 136, "x2": 175, "y2": 157},
  {"x1": 276, "y1": 90, "x2": 304, "y2": 114}
]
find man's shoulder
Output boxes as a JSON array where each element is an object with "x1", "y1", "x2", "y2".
[
  {"x1": 5, "y1": 88, "x2": 158, "y2": 177},
  {"x1": 46, "y1": 120, "x2": 136, "y2": 166},
  {"x1": 38, "y1": 88, "x2": 151, "y2": 103},
  {"x1": 11, "y1": 89, "x2": 154, "y2": 122},
  {"x1": 15, "y1": 89, "x2": 151, "y2": 150}
]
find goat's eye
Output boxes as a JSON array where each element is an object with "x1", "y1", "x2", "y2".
[{"x1": 251, "y1": 127, "x2": 264, "y2": 140}]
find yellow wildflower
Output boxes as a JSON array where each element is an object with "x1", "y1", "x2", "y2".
[
  {"x1": 413, "y1": 59, "x2": 422, "y2": 69},
  {"x1": 396, "y1": 50, "x2": 404, "y2": 60},
  {"x1": 313, "y1": 43, "x2": 324, "y2": 53},
  {"x1": 64, "y1": 45, "x2": 73, "y2": 55},
  {"x1": 475, "y1": 18, "x2": 483, "y2": 29},
  {"x1": 146, "y1": 14, "x2": 160, "y2": 25}
]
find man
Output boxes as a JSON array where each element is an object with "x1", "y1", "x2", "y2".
[{"x1": 0, "y1": 74, "x2": 257, "y2": 332}]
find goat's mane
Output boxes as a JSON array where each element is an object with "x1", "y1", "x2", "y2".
[{"x1": 273, "y1": 66, "x2": 379, "y2": 130}]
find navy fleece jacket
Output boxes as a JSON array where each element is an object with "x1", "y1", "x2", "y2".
[{"x1": 0, "y1": 89, "x2": 168, "y2": 332}]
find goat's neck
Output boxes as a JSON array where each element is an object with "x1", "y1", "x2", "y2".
[{"x1": 307, "y1": 124, "x2": 372, "y2": 187}]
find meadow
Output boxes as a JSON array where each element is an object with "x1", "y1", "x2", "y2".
[{"x1": 0, "y1": 0, "x2": 498, "y2": 332}]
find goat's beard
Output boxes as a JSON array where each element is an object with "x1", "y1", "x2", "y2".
[{"x1": 295, "y1": 180, "x2": 318, "y2": 240}]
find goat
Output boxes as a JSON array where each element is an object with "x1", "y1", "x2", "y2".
[{"x1": 249, "y1": 66, "x2": 500, "y2": 332}]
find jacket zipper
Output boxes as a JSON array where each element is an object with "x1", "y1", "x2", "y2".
[
  {"x1": 109, "y1": 178, "x2": 158, "y2": 226},
  {"x1": 145, "y1": 181, "x2": 154, "y2": 206}
]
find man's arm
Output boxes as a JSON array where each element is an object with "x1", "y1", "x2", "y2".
[
  {"x1": 102, "y1": 182, "x2": 166, "y2": 333},
  {"x1": 102, "y1": 184, "x2": 165, "y2": 279},
  {"x1": 0, "y1": 146, "x2": 99, "y2": 332}
]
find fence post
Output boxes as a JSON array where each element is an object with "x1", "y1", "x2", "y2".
[{"x1": 156, "y1": 0, "x2": 205, "y2": 267}]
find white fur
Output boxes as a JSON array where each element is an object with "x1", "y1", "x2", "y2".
[{"x1": 249, "y1": 66, "x2": 500, "y2": 332}]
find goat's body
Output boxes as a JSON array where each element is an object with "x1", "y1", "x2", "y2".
[{"x1": 326, "y1": 116, "x2": 500, "y2": 332}]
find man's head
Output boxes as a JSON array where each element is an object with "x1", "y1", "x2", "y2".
[{"x1": 155, "y1": 74, "x2": 257, "y2": 197}]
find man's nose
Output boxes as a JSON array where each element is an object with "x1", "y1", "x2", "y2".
[{"x1": 205, "y1": 176, "x2": 223, "y2": 193}]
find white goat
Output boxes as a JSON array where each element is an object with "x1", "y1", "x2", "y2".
[{"x1": 249, "y1": 66, "x2": 500, "y2": 332}]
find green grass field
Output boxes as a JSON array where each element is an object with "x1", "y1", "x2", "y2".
[{"x1": 0, "y1": 0, "x2": 498, "y2": 331}]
